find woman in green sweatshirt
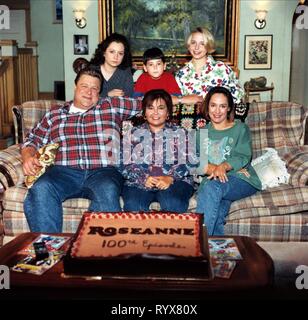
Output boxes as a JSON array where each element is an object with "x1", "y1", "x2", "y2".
[{"x1": 196, "y1": 86, "x2": 261, "y2": 235}]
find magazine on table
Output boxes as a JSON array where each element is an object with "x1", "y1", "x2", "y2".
[
  {"x1": 19, "y1": 234, "x2": 71, "y2": 254},
  {"x1": 11, "y1": 234, "x2": 71, "y2": 275},
  {"x1": 208, "y1": 238, "x2": 242, "y2": 278},
  {"x1": 208, "y1": 238, "x2": 242, "y2": 260},
  {"x1": 211, "y1": 260, "x2": 237, "y2": 279}
]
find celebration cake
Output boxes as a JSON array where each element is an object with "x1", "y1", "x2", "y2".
[{"x1": 63, "y1": 212, "x2": 212, "y2": 279}]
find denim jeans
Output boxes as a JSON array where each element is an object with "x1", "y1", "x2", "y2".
[
  {"x1": 24, "y1": 165, "x2": 123, "y2": 232},
  {"x1": 196, "y1": 175, "x2": 258, "y2": 236},
  {"x1": 122, "y1": 181, "x2": 194, "y2": 213}
]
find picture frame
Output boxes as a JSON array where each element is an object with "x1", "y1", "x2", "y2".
[
  {"x1": 98, "y1": 0, "x2": 240, "y2": 70},
  {"x1": 74, "y1": 35, "x2": 89, "y2": 55},
  {"x1": 53, "y1": 0, "x2": 63, "y2": 24},
  {"x1": 244, "y1": 35, "x2": 273, "y2": 70}
]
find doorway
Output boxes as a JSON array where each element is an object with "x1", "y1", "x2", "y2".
[{"x1": 289, "y1": 1, "x2": 308, "y2": 106}]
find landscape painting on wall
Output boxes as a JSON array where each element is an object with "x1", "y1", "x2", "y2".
[{"x1": 99, "y1": 0, "x2": 239, "y2": 68}]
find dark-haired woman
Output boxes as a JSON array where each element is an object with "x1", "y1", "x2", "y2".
[
  {"x1": 90, "y1": 33, "x2": 134, "y2": 97},
  {"x1": 196, "y1": 86, "x2": 261, "y2": 235},
  {"x1": 122, "y1": 89, "x2": 194, "y2": 212}
]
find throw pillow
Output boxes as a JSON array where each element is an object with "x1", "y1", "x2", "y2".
[
  {"x1": 251, "y1": 148, "x2": 290, "y2": 190},
  {"x1": 25, "y1": 143, "x2": 59, "y2": 188}
]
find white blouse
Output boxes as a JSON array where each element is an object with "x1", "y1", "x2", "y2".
[{"x1": 175, "y1": 55, "x2": 244, "y2": 103}]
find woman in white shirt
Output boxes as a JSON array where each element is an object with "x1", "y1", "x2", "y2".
[{"x1": 175, "y1": 27, "x2": 244, "y2": 105}]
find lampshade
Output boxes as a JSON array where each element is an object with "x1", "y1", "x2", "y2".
[{"x1": 256, "y1": 10, "x2": 267, "y2": 21}]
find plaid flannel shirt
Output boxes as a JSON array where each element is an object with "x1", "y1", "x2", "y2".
[{"x1": 22, "y1": 97, "x2": 142, "y2": 169}]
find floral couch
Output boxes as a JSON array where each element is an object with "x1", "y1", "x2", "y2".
[{"x1": 0, "y1": 100, "x2": 307, "y2": 241}]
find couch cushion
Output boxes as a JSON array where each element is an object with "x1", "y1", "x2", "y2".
[
  {"x1": 224, "y1": 213, "x2": 308, "y2": 241},
  {"x1": 3, "y1": 185, "x2": 91, "y2": 213},
  {"x1": 247, "y1": 102, "x2": 308, "y2": 157},
  {"x1": 4, "y1": 209, "x2": 308, "y2": 242},
  {"x1": 251, "y1": 148, "x2": 290, "y2": 190},
  {"x1": 3, "y1": 183, "x2": 307, "y2": 234},
  {"x1": 227, "y1": 185, "x2": 308, "y2": 220},
  {"x1": 0, "y1": 144, "x2": 24, "y2": 188},
  {"x1": 2, "y1": 210, "x2": 84, "y2": 236},
  {"x1": 3, "y1": 183, "x2": 198, "y2": 212},
  {"x1": 2, "y1": 185, "x2": 198, "y2": 236}
]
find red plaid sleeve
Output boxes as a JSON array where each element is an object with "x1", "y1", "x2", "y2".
[{"x1": 109, "y1": 97, "x2": 142, "y2": 120}]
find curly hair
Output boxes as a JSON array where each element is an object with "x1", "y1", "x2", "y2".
[{"x1": 90, "y1": 33, "x2": 132, "y2": 69}]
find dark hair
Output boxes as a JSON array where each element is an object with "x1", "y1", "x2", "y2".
[
  {"x1": 143, "y1": 47, "x2": 165, "y2": 64},
  {"x1": 73, "y1": 57, "x2": 89, "y2": 74},
  {"x1": 74, "y1": 66, "x2": 103, "y2": 89},
  {"x1": 201, "y1": 86, "x2": 235, "y2": 121},
  {"x1": 90, "y1": 33, "x2": 132, "y2": 69},
  {"x1": 142, "y1": 89, "x2": 173, "y2": 118}
]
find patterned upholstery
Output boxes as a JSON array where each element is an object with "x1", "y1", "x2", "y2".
[
  {"x1": 12, "y1": 100, "x2": 65, "y2": 144},
  {"x1": 0, "y1": 100, "x2": 308, "y2": 241}
]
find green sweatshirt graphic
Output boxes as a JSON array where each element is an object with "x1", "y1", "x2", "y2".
[{"x1": 200, "y1": 120, "x2": 262, "y2": 190}]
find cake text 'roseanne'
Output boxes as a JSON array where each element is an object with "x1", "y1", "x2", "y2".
[{"x1": 87, "y1": 226, "x2": 195, "y2": 237}]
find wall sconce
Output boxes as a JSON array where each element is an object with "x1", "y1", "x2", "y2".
[
  {"x1": 254, "y1": 10, "x2": 267, "y2": 29},
  {"x1": 73, "y1": 9, "x2": 87, "y2": 29}
]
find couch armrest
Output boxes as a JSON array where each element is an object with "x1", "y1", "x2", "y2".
[
  {"x1": 284, "y1": 146, "x2": 308, "y2": 187},
  {"x1": 12, "y1": 105, "x2": 23, "y2": 144},
  {"x1": 0, "y1": 144, "x2": 24, "y2": 190}
]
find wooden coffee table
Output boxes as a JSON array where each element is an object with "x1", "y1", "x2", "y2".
[{"x1": 0, "y1": 232, "x2": 274, "y2": 299}]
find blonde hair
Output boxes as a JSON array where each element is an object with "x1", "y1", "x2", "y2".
[{"x1": 186, "y1": 27, "x2": 216, "y2": 54}]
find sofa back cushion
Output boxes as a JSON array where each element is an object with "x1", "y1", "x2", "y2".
[
  {"x1": 12, "y1": 100, "x2": 65, "y2": 143},
  {"x1": 13, "y1": 100, "x2": 308, "y2": 153},
  {"x1": 246, "y1": 101, "x2": 308, "y2": 158}
]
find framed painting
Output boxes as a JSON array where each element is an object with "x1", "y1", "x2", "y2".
[
  {"x1": 98, "y1": 0, "x2": 240, "y2": 70},
  {"x1": 53, "y1": 0, "x2": 63, "y2": 24},
  {"x1": 244, "y1": 35, "x2": 273, "y2": 70}
]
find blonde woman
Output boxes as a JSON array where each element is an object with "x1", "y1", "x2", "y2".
[{"x1": 175, "y1": 27, "x2": 244, "y2": 104}]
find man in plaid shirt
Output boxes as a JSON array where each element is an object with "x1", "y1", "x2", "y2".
[{"x1": 22, "y1": 66, "x2": 141, "y2": 232}]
